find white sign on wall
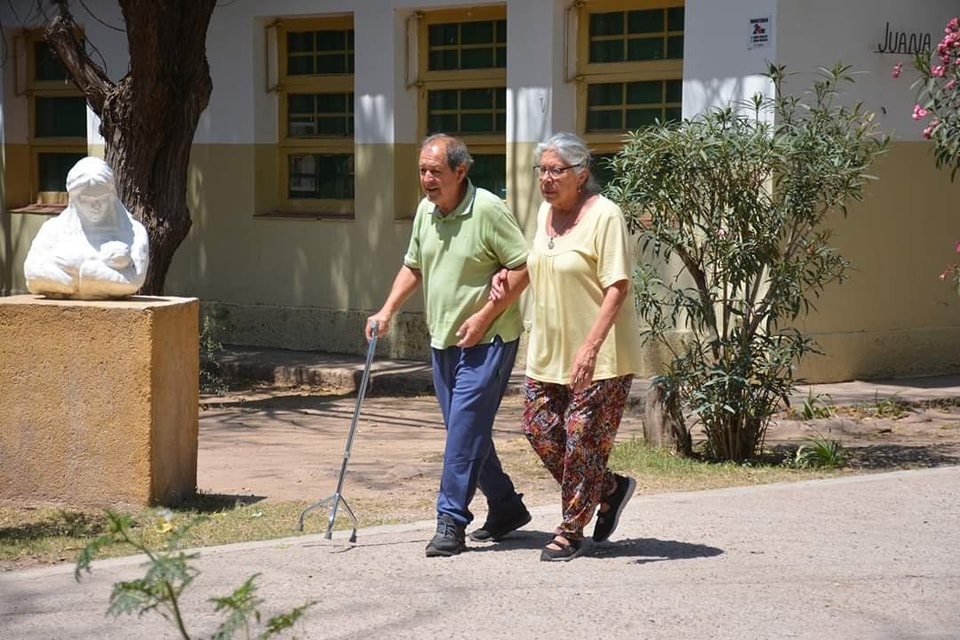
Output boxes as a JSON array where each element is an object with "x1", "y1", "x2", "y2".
[{"x1": 748, "y1": 16, "x2": 772, "y2": 50}]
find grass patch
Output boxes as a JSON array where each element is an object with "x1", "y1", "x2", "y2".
[
  {"x1": 0, "y1": 493, "x2": 433, "y2": 571},
  {"x1": 608, "y1": 437, "x2": 839, "y2": 493},
  {"x1": 791, "y1": 432, "x2": 849, "y2": 469}
]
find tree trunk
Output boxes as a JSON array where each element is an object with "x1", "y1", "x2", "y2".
[
  {"x1": 644, "y1": 382, "x2": 693, "y2": 457},
  {"x1": 45, "y1": 0, "x2": 217, "y2": 295}
]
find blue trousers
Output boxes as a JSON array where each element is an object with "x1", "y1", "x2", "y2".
[{"x1": 431, "y1": 336, "x2": 522, "y2": 525}]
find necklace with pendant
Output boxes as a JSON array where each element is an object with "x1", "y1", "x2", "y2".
[
  {"x1": 547, "y1": 231, "x2": 568, "y2": 250},
  {"x1": 547, "y1": 197, "x2": 584, "y2": 249}
]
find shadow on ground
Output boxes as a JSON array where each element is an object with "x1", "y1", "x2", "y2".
[{"x1": 470, "y1": 531, "x2": 724, "y2": 564}]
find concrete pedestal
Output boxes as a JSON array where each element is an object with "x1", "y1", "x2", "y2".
[{"x1": 0, "y1": 295, "x2": 199, "y2": 505}]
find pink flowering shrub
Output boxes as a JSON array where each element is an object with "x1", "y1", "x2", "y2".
[
  {"x1": 940, "y1": 243, "x2": 960, "y2": 295},
  {"x1": 908, "y1": 17, "x2": 960, "y2": 175},
  {"x1": 899, "y1": 17, "x2": 960, "y2": 291}
]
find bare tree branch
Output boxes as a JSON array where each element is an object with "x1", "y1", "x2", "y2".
[{"x1": 43, "y1": 0, "x2": 113, "y2": 113}]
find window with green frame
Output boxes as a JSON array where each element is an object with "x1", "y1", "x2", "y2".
[
  {"x1": 19, "y1": 32, "x2": 87, "y2": 208},
  {"x1": 287, "y1": 92, "x2": 354, "y2": 137},
  {"x1": 37, "y1": 152, "x2": 87, "y2": 192},
  {"x1": 426, "y1": 87, "x2": 506, "y2": 136},
  {"x1": 585, "y1": 78, "x2": 682, "y2": 132},
  {"x1": 578, "y1": 2, "x2": 684, "y2": 157},
  {"x1": 35, "y1": 96, "x2": 87, "y2": 138},
  {"x1": 278, "y1": 17, "x2": 355, "y2": 214},
  {"x1": 287, "y1": 28, "x2": 354, "y2": 75},
  {"x1": 427, "y1": 18, "x2": 506, "y2": 71},
  {"x1": 419, "y1": 7, "x2": 507, "y2": 198},
  {"x1": 469, "y1": 154, "x2": 507, "y2": 199},
  {"x1": 34, "y1": 39, "x2": 72, "y2": 81},
  {"x1": 588, "y1": 7, "x2": 684, "y2": 63}
]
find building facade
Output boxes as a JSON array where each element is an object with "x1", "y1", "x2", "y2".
[{"x1": 2, "y1": 0, "x2": 960, "y2": 382}]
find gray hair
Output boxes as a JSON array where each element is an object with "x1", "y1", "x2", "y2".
[
  {"x1": 535, "y1": 132, "x2": 599, "y2": 192},
  {"x1": 421, "y1": 133, "x2": 474, "y2": 173}
]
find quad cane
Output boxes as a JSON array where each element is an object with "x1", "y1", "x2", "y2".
[{"x1": 297, "y1": 321, "x2": 378, "y2": 542}]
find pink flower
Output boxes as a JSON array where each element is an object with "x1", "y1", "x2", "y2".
[
  {"x1": 933, "y1": 65, "x2": 946, "y2": 77},
  {"x1": 947, "y1": 17, "x2": 959, "y2": 32},
  {"x1": 954, "y1": 240, "x2": 960, "y2": 254},
  {"x1": 892, "y1": 63, "x2": 903, "y2": 79},
  {"x1": 923, "y1": 125, "x2": 935, "y2": 139},
  {"x1": 948, "y1": 79, "x2": 957, "y2": 91},
  {"x1": 913, "y1": 104, "x2": 929, "y2": 120}
]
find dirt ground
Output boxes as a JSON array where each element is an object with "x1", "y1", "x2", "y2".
[{"x1": 198, "y1": 387, "x2": 960, "y2": 521}]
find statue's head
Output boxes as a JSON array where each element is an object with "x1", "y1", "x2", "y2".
[{"x1": 66, "y1": 157, "x2": 118, "y2": 225}]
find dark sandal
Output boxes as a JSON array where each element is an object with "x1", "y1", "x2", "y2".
[
  {"x1": 592, "y1": 475, "x2": 637, "y2": 542},
  {"x1": 540, "y1": 536, "x2": 583, "y2": 562}
]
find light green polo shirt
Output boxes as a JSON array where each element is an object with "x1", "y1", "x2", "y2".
[{"x1": 404, "y1": 181, "x2": 528, "y2": 349}]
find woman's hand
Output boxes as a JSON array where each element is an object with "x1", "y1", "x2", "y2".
[
  {"x1": 569, "y1": 343, "x2": 599, "y2": 392},
  {"x1": 569, "y1": 281, "x2": 628, "y2": 391}
]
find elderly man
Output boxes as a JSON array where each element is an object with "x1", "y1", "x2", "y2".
[
  {"x1": 24, "y1": 156, "x2": 149, "y2": 299},
  {"x1": 366, "y1": 134, "x2": 532, "y2": 556}
]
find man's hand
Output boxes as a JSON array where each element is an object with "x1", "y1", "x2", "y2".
[
  {"x1": 366, "y1": 313, "x2": 390, "y2": 342},
  {"x1": 366, "y1": 266, "x2": 422, "y2": 343},
  {"x1": 455, "y1": 310, "x2": 492, "y2": 348}
]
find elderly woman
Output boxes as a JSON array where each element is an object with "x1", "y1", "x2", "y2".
[
  {"x1": 494, "y1": 132, "x2": 642, "y2": 561},
  {"x1": 24, "y1": 157, "x2": 149, "y2": 299}
]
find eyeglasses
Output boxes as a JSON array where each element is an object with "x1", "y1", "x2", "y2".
[{"x1": 533, "y1": 163, "x2": 581, "y2": 179}]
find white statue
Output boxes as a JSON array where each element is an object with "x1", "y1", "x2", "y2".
[{"x1": 24, "y1": 156, "x2": 149, "y2": 299}]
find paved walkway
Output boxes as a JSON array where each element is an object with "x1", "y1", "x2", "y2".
[
  {"x1": 3, "y1": 467, "x2": 959, "y2": 639},
  {"x1": 3, "y1": 348, "x2": 960, "y2": 639}
]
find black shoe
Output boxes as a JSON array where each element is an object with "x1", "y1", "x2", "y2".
[
  {"x1": 425, "y1": 514, "x2": 466, "y2": 557},
  {"x1": 468, "y1": 498, "x2": 532, "y2": 542},
  {"x1": 592, "y1": 474, "x2": 637, "y2": 542}
]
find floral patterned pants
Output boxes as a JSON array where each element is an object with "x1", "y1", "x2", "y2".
[{"x1": 521, "y1": 374, "x2": 634, "y2": 539}]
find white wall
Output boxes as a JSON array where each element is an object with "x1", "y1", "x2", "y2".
[
  {"x1": 683, "y1": 0, "x2": 778, "y2": 118},
  {"x1": 506, "y1": 0, "x2": 573, "y2": 143},
  {"x1": 776, "y1": 0, "x2": 958, "y2": 141}
]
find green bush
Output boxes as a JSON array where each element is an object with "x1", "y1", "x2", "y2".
[
  {"x1": 792, "y1": 431, "x2": 849, "y2": 469},
  {"x1": 200, "y1": 303, "x2": 232, "y2": 395},
  {"x1": 75, "y1": 510, "x2": 313, "y2": 639},
  {"x1": 795, "y1": 390, "x2": 833, "y2": 421},
  {"x1": 607, "y1": 63, "x2": 888, "y2": 461}
]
